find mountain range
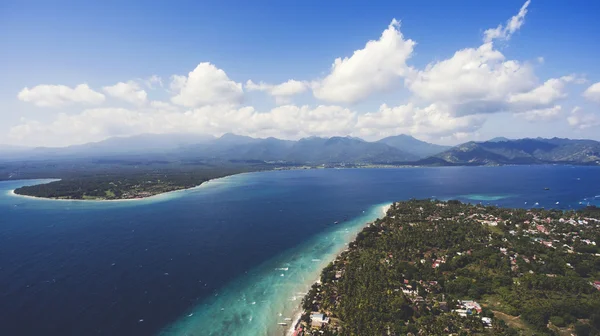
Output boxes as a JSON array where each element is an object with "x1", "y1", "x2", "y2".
[
  {"x1": 2, "y1": 134, "x2": 599, "y2": 166},
  {"x1": 427, "y1": 138, "x2": 600, "y2": 166},
  {"x1": 0, "y1": 133, "x2": 445, "y2": 164}
]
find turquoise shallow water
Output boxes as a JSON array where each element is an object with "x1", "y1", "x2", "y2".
[
  {"x1": 458, "y1": 194, "x2": 516, "y2": 201},
  {"x1": 161, "y1": 204, "x2": 389, "y2": 336},
  {"x1": 1, "y1": 166, "x2": 600, "y2": 335}
]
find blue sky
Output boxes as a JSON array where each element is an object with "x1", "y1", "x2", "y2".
[{"x1": 2, "y1": 0, "x2": 600, "y2": 146}]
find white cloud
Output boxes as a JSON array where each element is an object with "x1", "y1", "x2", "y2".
[
  {"x1": 483, "y1": 0, "x2": 531, "y2": 43},
  {"x1": 7, "y1": 104, "x2": 357, "y2": 146},
  {"x1": 406, "y1": 42, "x2": 536, "y2": 114},
  {"x1": 405, "y1": 42, "x2": 578, "y2": 120},
  {"x1": 508, "y1": 77, "x2": 573, "y2": 107},
  {"x1": 9, "y1": 2, "x2": 595, "y2": 147},
  {"x1": 515, "y1": 105, "x2": 562, "y2": 122},
  {"x1": 583, "y1": 82, "x2": 600, "y2": 103},
  {"x1": 403, "y1": 3, "x2": 581, "y2": 122},
  {"x1": 246, "y1": 79, "x2": 308, "y2": 104},
  {"x1": 103, "y1": 81, "x2": 148, "y2": 105},
  {"x1": 170, "y1": 62, "x2": 244, "y2": 107},
  {"x1": 145, "y1": 75, "x2": 163, "y2": 89},
  {"x1": 567, "y1": 107, "x2": 600, "y2": 129},
  {"x1": 17, "y1": 84, "x2": 105, "y2": 107},
  {"x1": 8, "y1": 108, "x2": 148, "y2": 146},
  {"x1": 149, "y1": 100, "x2": 178, "y2": 111},
  {"x1": 8, "y1": 100, "x2": 489, "y2": 147},
  {"x1": 312, "y1": 19, "x2": 415, "y2": 104},
  {"x1": 355, "y1": 103, "x2": 485, "y2": 139}
]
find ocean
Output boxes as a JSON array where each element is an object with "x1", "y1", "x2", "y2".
[{"x1": 1, "y1": 166, "x2": 599, "y2": 336}]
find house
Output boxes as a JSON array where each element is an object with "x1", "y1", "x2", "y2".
[
  {"x1": 455, "y1": 309, "x2": 468, "y2": 317},
  {"x1": 459, "y1": 300, "x2": 482, "y2": 314},
  {"x1": 482, "y1": 317, "x2": 492, "y2": 328},
  {"x1": 593, "y1": 281, "x2": 600, "y2": 291},
  {"x1": 310, "y1": 313, "x2": 329, "y2": 327},
  {"x1": 402, "y1": 289, "x2": 417, "y2": 297}
]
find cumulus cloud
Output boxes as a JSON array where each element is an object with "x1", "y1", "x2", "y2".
[
  {"x1": 312, "y1": 19, "x2": 415, "y2": 104},
  {"x1": 9, "y1": 1, "x2": 593, "y2": 147},
  {"x1": 17, "y1": 84, "x2": 105, "y2": 107},
  {"x1": 356, "y1": 103, "x2": 485, "y2": 139},
  {"x1": 508, "y1": 76, "x2": 574, "y2": 107},
  {"x1": 246, "y1": 79, "x2": 308, "y2": 104},
  {"x1": 514, "y1": 105, "x2": 562, "y2": 122},
  {"x1": 8, "y1": 101, "x2": 486, "y2": 147},
  {"x1": 483, "y1": 0, "x2": 531, "y2": 43},
  {"x1": 406, "y1": 43, "x2": 576, "y2": 120},
  {"x1": 583, "y1": 82, "x2": 600, "y2": 103},
  {"x1": 145, "y1": 75, "x2": 163, "y2": 89},
  {"x1": 149, "y1": 100, "x2": 178, "y2": 111},
  {"x1": 7, "y1": 104, "x2": 358, "y2": 146},
  {"x1": 567, "y1": 107, "x2": 600, "y2": 129},
  {"x1": 406, "y1": 43, "x2": 537, "y2": 115},
  {"x1": 170, "y1": 62, "x2": 244, "y2": 107},
  {"x1": 103, "y1": 81, "x2": 148, "y2": 105}
]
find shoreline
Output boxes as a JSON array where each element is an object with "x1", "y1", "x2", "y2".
[
  {"x1": 286, "y1": 203, "x2": 391, "y2": 336},
  {"x1": 7, "y1": 173, "x2": 247, "y2": 203}
]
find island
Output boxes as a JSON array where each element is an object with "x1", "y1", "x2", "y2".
[
  {"x1": 296, "y1": 200, "x2": 600, "y2": 335},
  {"x1": 12, "y1": 167, "x2": 258, "y2": 200}
]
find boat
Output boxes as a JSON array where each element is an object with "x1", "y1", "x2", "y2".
[
  {"x1": 556, "y1": 202, "x2": 559, "y2": 205},
  {"x1": 334, "y1": 221, "x2": 339, "y2": 224},
  {"x1": 544, "y1": 187, "x2": 550, "y2": 190},
  {"x1": 278, "y1": 323, "x2": 288, "y2": 326}
]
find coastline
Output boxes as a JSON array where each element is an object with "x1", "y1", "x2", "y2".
[
  {"x1": 286, "y1": 203, "x2": 391, "y2": 336},
  {"x1": 7, "y1": 173, "x2": 247, "y2": 203}
]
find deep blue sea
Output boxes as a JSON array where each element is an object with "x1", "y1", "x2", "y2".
[{"x1": 1, "y1": 166, "x2": 599, "y2": 336}]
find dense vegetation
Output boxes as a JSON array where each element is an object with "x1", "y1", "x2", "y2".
[
  {"x1": 13, "y1": 168, "x2": 257, "y2": 200},
  {"x1": 299, "y1": 200, "x2": 600, "y2": 335},
  {"x1": 5, "y1": 158, "x2": 269, "y2": 200}
]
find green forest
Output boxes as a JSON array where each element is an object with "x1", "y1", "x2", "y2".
[
  {"x1": 12, "y1": 167, "x2": 257, "y2": 200},
  {"x1": 299, "y1": 200, "x2": 600, "y2": 336}
]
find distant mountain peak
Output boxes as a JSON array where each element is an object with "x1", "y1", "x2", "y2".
[
  {"x1": 219, "y1": 133, "x2": 253, "y2": 139},
  {"x1": 487, "y1": 137, "x2": 511, "y2": 143},
  {"x1": 377, "y1": 134, "x2": 450, "y2": 158},
  {"x1": 430, "y1": 137, "x2": 600, "y2": 166}
]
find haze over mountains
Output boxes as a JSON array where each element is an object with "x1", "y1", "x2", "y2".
[
  {"x1": 0, "y1": 133, "x2": 442, "y2": 163},
  {"x1": 1, "y1": 134, "x2": 599, "y2": 166},
  {"x1": 428, "y1": 138, "x2": 600, "y2": 166}
]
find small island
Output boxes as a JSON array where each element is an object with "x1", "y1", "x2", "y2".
[
  {"x1": 296, "y1": 200, "x2": 600, "y2": 335},
  {"x1": 12, "y1": 168, "x2": 254, "y2": 200}
]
